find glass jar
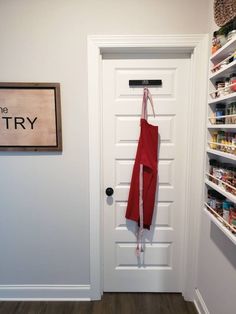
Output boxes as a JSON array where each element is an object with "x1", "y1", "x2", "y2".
[
  {"x1": 215, "y1": 103, "x2": 225, "y2": 124},
  {"x1": 229, "y1": 73, "x2": 236, "y2": 92},
  {"x1": 232, "y1": 167, "x2": 236, "y2": 195},
  {"x1": 225, "y1": 164, "x2": 234, "y2": 192},
  {"x1": 226, "y1": 132, "x2": 232, "y2": 153},
  {"x1": 229, "y1": 209, "x2": 236, "y2": 227},
  {"x1": 227, "y1": 30, "x2": 236, "y2": 42},
  {"x1": 216, "y1": 34, "x2": 227, "y2": 47},
  {"x1": 216, "y1": 80, "x2": 225, "y2": 97},
  {"x1": 210, "y1": 159, "x2": 219, "y2": 184},
  {"x1": 223, "y1": 201, "x2": 230, "y2": 222},
  {"x1": 217, "y1": 131, "x2": 225, "y2": 151},
  {"x1": 215, "y1": 193, "x2": 225, "y2": 215},
  {"x1": 225, "y1": 103, "x2": 231, "y2": 124},
  {"x1": 211, "y1": 132, "x2": 218, "y2": 149},
  {"x1": 231, "y1": 102, "x2": 236, "y2": 124},
  {"x1": 224, "y1": 77, "x2": 231, "y2": 95},
  {"x1": 221, "y1": 163, "x2": 228, "y2": 189},
  {"x1": 232, "y1": 134, "x2": 236, "y2": 155},
  {"x1": 215, "y1": 162, "x2": 224, "y2": 186},
  {"x1": 207, "y1": 189, "x2": 216, "y2": 208}
]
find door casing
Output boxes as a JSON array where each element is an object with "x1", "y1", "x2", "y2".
[{"x1": 87, "y1": 34, "x2": 209, "y2": 301}]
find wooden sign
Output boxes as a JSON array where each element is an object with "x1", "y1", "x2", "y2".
[{"x1": 0, "y1": 83, "x2": 62, "y2": 151}]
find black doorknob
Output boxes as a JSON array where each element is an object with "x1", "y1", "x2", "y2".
[{"x1": 105, "y1": 187, "x2": 114, "y2": 196}]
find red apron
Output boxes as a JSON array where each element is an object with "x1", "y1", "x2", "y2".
[{"x1": 125, "y1": 88, "x2": 158, "y2": 254}]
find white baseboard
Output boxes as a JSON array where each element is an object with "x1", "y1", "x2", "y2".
[
  {"x1": 194, "y1": 288, "x2": 210, "y2": 314},
  {"x1": 0, "y1": 284, "x2": 91, "y2": 300}
]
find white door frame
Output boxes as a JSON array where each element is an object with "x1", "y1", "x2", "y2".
[{"x1": 87, "y1": 35, "x2": 208, "y2": 301}]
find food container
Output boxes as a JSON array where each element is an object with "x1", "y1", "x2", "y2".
[
  {"x1": 229, "y1": 73, "x2": 236, "y2": 92},
  {"x1": 215, "y1": 103, "x2": 225, "y2": 124},
  {"x1": 223, "y1": 201, "x2": 231, "y2": 222},
  {"x1": 216, "y1": 80, "x2": 225, "y2": 97},
  {"x1": 227, "y1": 30, "x2": 236, "y2": 42}
]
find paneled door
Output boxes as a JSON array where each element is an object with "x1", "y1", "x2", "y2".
[{"x1": 102, "y1": 57, "x2": 190, "y2": 292}]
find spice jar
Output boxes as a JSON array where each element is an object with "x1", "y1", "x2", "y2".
[
  {"x1": 216, "y1": 33, "x2": 227, "y2": 47},
  {"x1": 226, "y1": 132, "x2": 232, "y2": 153},
  {"x1": 229, "y1": 208, "x2": 236, "y2": 228},
  {"x1": 209, "y1": 159, "x2": 219, "y2": 184},
  {"x1": 219, "y1": 163, "x2": 228, "y2": 188},
  {"x1": 211, "y1": 31, "x2": 221, "y2": 54},
  {"x1": 232, "y1": 166, "x2": 236, "y2": 195},
  {"x1": 216, "y1": 80, "x2": 225, "y2": 97},
  {"x1": 215, "y1": 193, "x2": 225, "y2": 215},
  {"x1": 223, "y1": 201, "x2": 231, "y2": 222},
  {"x1": 229, "y1": 73, "x2": 236, "y2": 92},
  {"x1": 225, "y1": 164, "x2": 234, "y2": 192},
  {"x1": 231, "y1": 102, "x2": 236, "y2": 123},
  {"x1": 217, "y1": 131, "x2": 225, "y2": 151},
  {"x1": 215, "y1": 103, "x2": 225, "y2": 124},
  {"x1": 221, "y1": 60, "x2": 228, "y2": 69},
  {"x1": 227, "y1": 30, "x2": 236, "y2": 42},
  {"x1": 224, "y1": 77, "x2": 231, "y2": 95},
  {"x1": 225, "y1": 104, "x2": 231, "y2": 124},
  {"x1": 211, "y1": 132, "x2": 218, "y2": 149},
  {"x1": 207, "y1": 190, "x2": 225, "y2": 215},
  {"x1": 215, "y1": 162, "x2": 224, "y2": 186},
  {"x1": 232, "y1": 134, "x2": 236, "y2": 155}
]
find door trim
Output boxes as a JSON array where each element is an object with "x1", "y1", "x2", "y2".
[{"x1": 87, "y1": 35, "x2": 208, "y2": 300}]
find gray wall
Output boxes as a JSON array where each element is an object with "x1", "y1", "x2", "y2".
[
  {"x1": 0, "y1": 1, "x2": 209, "y2": 287},
  {"x1": 195, "y1": 2, "x2": 236, "y2": 313}
]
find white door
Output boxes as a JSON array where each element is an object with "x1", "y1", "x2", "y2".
[{"x1": 102, "y1": 57, "x2": 190, "y2": 292}]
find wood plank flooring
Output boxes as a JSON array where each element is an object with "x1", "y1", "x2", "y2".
[{"x1": 0, "y1": 293, "x2": 197, "y2": 314}]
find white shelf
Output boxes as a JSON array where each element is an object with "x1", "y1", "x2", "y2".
[
  {"x1": 206, "y1": 148, "x2": 236, "y2": 161},
  {"x1": 210, "y1": 37, "x2": 236, "y2": 64},
  {"x1": 208, "y1": 92, "x2": 236, "y2": 105},
  {"x1": 203, "y1": 207, "x2": 236, "y2": 245},
  {"x1": 207, "y1": 124, "x2": 236, "y2": 129},
  {"x1": 210, "y1": 59, "x2": 236, "y2": 81},
  {"x1": 205, "y1": 178, "x2": 236, "y2": 203}
]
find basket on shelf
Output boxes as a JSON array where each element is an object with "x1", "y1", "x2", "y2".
[{"x1": 214, "y1": 0, "x2": 236, "y2": 27}]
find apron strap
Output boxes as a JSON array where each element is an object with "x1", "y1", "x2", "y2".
[
  {"x1": 141, "y1": 87, "x2": 156, "y2": 120},
  {"x1": 136, "y1": 88, "x2": 156, "y2": 256},
  {"x1": 136, "y1": 163, "x2": 144, "y2": 256}
]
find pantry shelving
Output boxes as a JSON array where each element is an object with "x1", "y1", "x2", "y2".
[
  {"x1": 210, "y1": 36, "x2": 236, "y2": 63},
  {"x1": 206, "y1": 172, "x2": 236, "y2": 193},
  {"x1": 208, "y1": 92, "x2": 236, "y2": 105},
  {"x1": 210, "y1": 59, "x2": 236, "y2": 81},
  {"x1": 207, "y1": 148, "x2": 236, "y2": 161},
  {"x1": 207, "y1": 124, "x2": 236, "y2": 129},
  {"x1": 205, "y1": 35, "x2": 236, "y2": 244},
  {"x1": 205, "y1": 179, "x2": 236, "y2": 204},
  {"x1": 203, "y1": 207, "x2": 236, "y2": 245}
]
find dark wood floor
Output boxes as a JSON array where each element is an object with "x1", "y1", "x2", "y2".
[{"x1": 0, "y1": 293, "x2": 197, "y2": 314}]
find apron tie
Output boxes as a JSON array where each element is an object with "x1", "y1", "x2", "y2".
[
  {"x1": 141, "y1": 87, "x2": 156, "y2": 120},
  {"x1": 136, "y1": 87, "x2": 155, "y2": 256}
]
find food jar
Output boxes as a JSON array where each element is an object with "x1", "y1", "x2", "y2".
[
  {"x1": 229, "y1": 73, "x2": 236, "y2": 92},
  {"x1": 229, "y1": 209, "x2": 236, "y2": 228},
  {"x1": 209, "y1": 159, "x2": 219, "y2": 184},
  {"x1": 227, "y1": 30, "x2": 236, "y2": 42},
  {"x1": 211, "y1": 132, "x2": 218, "y2": 149},
  {"x1": 224, "y1": 77, "x2": 231, "y2": 95},
  {"x1": 215, "y1": 193, "x2": 226, "y2": 215},
  {"x1": 216, "y1": 80, "x2": 225, "y2": 97},
  {"x1": 224, "y1": 164, "x2": 234, "y2": 192},
  {"x1": 231, "y1": 102, "x2": 236, "y2": 123},
  {"x1": 215, "y1": 103, "x2": 225, "y2": 124},
  {"x1": 223, "y1": 201, "x2": 231, "y2": 222}
]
